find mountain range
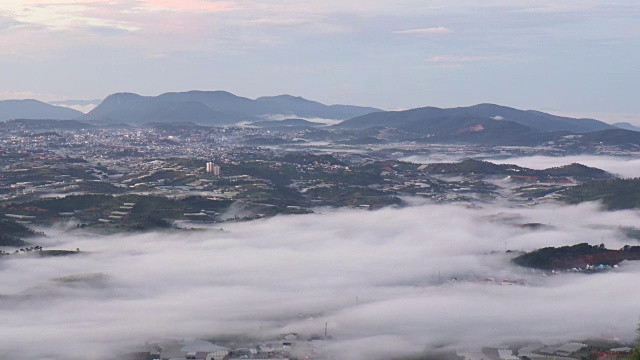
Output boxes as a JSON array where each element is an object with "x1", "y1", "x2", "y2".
[
  {"x1": 334, "y1": 104, "x2": 640, "y2": 146},
  {"x1": 336, "y1": 104, "x2": 616, "y2": 133},
  {"x1": 0, "y1": 91, "x2": 639, "y2": 147},
  {"x1": 82, "y1": 91, "x2": 381, "y2": 125}
]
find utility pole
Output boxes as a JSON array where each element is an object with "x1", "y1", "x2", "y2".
[{"x1": 324, "y1": 322, "x2": 328, "y2": 339}]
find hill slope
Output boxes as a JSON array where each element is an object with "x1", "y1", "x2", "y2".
[
  {"x1": 0, "y1": 100, "x2": 83, "y2": 121},
  {"x1": 256, "y1": 95, "x2": 381, "y2": 119},
  {"x1": 513, "y1": 243, "x2": 640, "y2": 270},
  {"x1": 561, "y1": 178, "x2": 640, "y2": 210},
  {"x1": 424, "y1": 159, "x2": 612, "y2": 181}
]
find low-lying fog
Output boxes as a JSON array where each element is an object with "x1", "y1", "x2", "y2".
[
  {"x1": 2, "y1": 202, "x2": 640, "y2": 359},
  {"x1": 402, "y1": 154, "x2": 640, "y2": 178}
]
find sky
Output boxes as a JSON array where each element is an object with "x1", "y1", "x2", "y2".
[
  {"x1": 3, "y1": 201, "x2": 640, "y2": 359},
  {"x1": 0, "y1": 0, "x2": 639, "y2": 122}
]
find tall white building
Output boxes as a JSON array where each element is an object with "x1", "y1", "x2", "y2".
[{"x1": 206, "y1": 162, "x2": 221, "y2": 176}]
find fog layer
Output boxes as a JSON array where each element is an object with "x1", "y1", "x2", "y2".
[{"x1": 1, "y1": 203, "x2": 640, "y2": 359}]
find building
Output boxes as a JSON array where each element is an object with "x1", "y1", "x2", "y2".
[{"x1": 205, "y1": 162, "x2": 221, "y2": 176}]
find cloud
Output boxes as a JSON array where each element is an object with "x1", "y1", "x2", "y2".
[
  {"x1": 0, "y1": 91, "x2": 69, "y2": 102},
  {"x1": 138, "y1": 0, "x2": 237, "y2": 13},
  {"x1": 0, "y1": 14, "x2": 23, "y2": 30},
  {"x1": 428, "y1": 55, "x2": 497, "y2": 62},
  {"x1": 1, "y1": 202, "x2": 640, "y2": 359},
  {"x1": 393, "y1": 26, "x2": 453, "y2": 35},
  {"x1": 0, "y1": 1, "x2": 140, "y2": 31},
  {"x1": 242, "y1": 18, "x2": 311, "y2": 27}
]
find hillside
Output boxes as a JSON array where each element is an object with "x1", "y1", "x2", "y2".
[
  {"x1": 513, "y1": 243, "x2": 640, "y2": 270},
  {"x1": 0, "y1": 219, "x2": 42, "y2": 247},
  {"x1": 0, "y1": 99, "x2": 83, "y2": 121},
  {"x1": 256, "y1": 95, "x2": 381, "y2": 119},
  {"x1": 84, "y1": 91, "x2": 381, "y2": 125},
  {"x1": 336, "y1": 104, "x2": 614, "y2": 134},
  {"x1": 577, "y1": 129, "x2": 640, "y2": 146},
  {"x1": 0, "y1": 119, "x2": 96, "y2": 130},
  {"x1": 423, "y1": 159, "x2": 612, "y2": 181},
  {"x1": 560, "y1": 178, "x2": 640, "y2": 210}
]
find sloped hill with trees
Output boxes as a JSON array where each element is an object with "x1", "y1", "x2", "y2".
[
  {"x1": 513, "y1": 243, "x2": 640, "y2": 270},
  {"x1": 560, "y1": 178, "x2": 640, "y2": 210}
]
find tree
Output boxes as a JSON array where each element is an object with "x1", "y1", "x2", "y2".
[{"x1": 632, "y1": 323, "x2": 640, "y2": 360}]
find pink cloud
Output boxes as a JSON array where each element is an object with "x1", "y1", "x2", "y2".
[
  {"x1": 242, "y1": 18, "x2": 310, "y2": 27},
  {"x1": 141, "y1": 0, "x2": 237, "y2": 12}
]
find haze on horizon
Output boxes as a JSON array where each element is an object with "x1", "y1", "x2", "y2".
[{"x1": 0, "y1": 1, "x2": 639, "y2": 123}]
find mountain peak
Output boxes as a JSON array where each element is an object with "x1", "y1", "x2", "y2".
[
  {"x1": 256, "y1": 94, "x2": 316, "y2": 104},
  {"x1": 102, "y1": 92, "x2": 145, "y2": 103}
]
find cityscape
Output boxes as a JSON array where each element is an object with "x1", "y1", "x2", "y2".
[{"x1": 1, "y1": 1, "x2": 640, "y2": 360}]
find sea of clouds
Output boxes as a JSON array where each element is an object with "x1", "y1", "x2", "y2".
[{"x1": 1, "y1": 202, "x2": 640, "y2": 359}]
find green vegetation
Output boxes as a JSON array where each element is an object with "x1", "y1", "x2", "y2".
[
  {"x1": 37, "y1": 250, "x2": 82, "y2": 257},
  {"x1": 514, "y1": 184, "x2": 564, "y2": 199},
  {"x1": 424, "y1": 159, "x2": 611, "y2": 181},
  {"x1": 304, "y1": 185, "x2": 401, "y2": 208},
  {"x1": 223, "y1": 162, "x2": 298, "y2": 186},
  {"x1": 278, "y1": 153, "x2": 347, "y2": 166},
  {"x1": 512, "y1": 243, "x2": 640, "y2": 270},
  {"x1": 561, "y1": 178, "x2": 640, "y2": 210},
  {"x1": 0, "y1": 235, "x2": 28, "y2": 247},
  {"x1": 0, "y1": 219, "x2": 42, "y2": 247},
  {"x1": 1, "y1": 194, "x2": 234, "y2": 232}
]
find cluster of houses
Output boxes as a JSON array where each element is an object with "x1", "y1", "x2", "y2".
[
  {"x1": 121, "y1": 334, "x2": 322, "y2": 360},
  {"x1": 459, "y1": 342, "x2": 634, "y2": 360}
]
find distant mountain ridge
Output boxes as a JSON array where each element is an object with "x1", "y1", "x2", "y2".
[
  {"x1": 3, "y1": 93, "x2": 638, "y2": 149},
  {"x1": 83, "y1": 91, "x2": 381, "y2": 125},
  {"x1": 0, "y1": 99, "x2": 84, "y2": 122},
  {"x1": 613, "y1": 122, "x2": 640, "y2": 132},
  {"x1": 331, "y1": 104, "x2": 640, "y2": 146},
  {"x1": 424, "y1": 159, "x2": 613, "y2": 180},
  {"x1": 336, "y1": 104, "x2": 615, "y2": 133}
]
